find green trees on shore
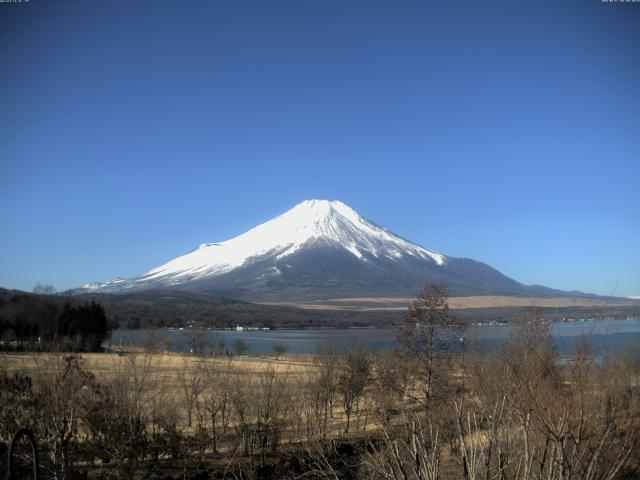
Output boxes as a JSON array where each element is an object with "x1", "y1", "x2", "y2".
[{"x1": 0, "y1": 294, "x2": 109, "y2": 351}]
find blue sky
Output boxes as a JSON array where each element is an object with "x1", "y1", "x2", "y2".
[{"x1": 1, "y1": 0, "x2": 639, "y2": 297}]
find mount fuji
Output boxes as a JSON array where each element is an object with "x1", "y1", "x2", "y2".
[{"x1": 80, "y1": 199, "x2": 569, "y2": 300}]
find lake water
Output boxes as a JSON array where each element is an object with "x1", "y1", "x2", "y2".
[{"x1": 109, "y1": 318, "x2": 640, "y2": 356}]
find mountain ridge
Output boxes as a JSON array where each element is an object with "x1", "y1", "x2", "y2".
[{"x1": 78, "y1": 199, "x2": 603, "y2": 300}]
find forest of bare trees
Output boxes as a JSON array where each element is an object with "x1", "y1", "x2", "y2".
[{"x1": 1, "y1": 284, "x2": 639, "y2": 479}]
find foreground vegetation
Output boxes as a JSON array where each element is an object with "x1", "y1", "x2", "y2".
[{"x1": 1, "y1": 284, "x2": 639, "y2": 479}]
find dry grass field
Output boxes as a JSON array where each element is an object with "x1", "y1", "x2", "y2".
[
  {"x1": 265, "y1": 295, "x2": 640, "y2": 311},
  {"x1": 0, "y1": 349, "x2": 384, "y2": 456},
  {"x1": 0, "y1": 350, "x2": 316, "y2": 381},
  {"x1": 0, "y1": 350, "x2": 340, "y2": 427},
  {"x1": 263, "y1": 295, "x2": 639, "y2": 311}
]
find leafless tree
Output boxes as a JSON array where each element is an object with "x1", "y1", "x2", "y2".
[
  {"x1": 361, "y1": 413, "x2": 442, "y2": 480},
  {"x1": 233, "y1": 338, "x2": 250, "y2": 356},
  {"x1": 337, "y1": 348, "x2": 371, "y2": 433},
  {"x1": 231, "y1": 367, "x2": 290, "y2": 466},
  {"x1": 372, "y1": 348, "x2": 410, "y2": 422},
  {"x1": 178, "y1": 357, "x2": 205, "y2": 427},
  {"x1": 397, "y1": 282, "x2": 456, "y2": 409},
  {"x1": 456, "y1": 311, "x2": 640, "y2": 480},
  {"x1": 0, "y1": 368, "x2": 35, "y2": 448},
  {"x1": 304, "y1": 348, "x2": 339, "y2": 441},
  {"x1": 182, "y1": 329, "x2": 212, "y2": 354},
  {"x1": 272, "y1": 343, "x2": 287, "y2": 359},
  {"x1": 33, "y1": 282, "x2": 57, "y2": 295},
  {"x1": 34, "y1": 355, "x2": 97, "y2": 480},
  {"x1": 201, "y1": 357, "x2": 233, "y2": 453}
]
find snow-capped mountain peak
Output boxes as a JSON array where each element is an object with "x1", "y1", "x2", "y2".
[
  {"x1": 83, "y1": 199, "x2": 445, "y2": 292},
  {"x1": 78, "y1": 199, "x2": 587, "y2": 300}
]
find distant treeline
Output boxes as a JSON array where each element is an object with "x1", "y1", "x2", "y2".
[
  {"x1": 77, "y1": 290, "x2": 640, "y2": 330},
  {"x1": 0, "y1": 293, "x2": 109, "y2": 351},
  {"x1": 73, "y1": 289, "x2": 405, "y2": 330},
  {"x1": 1, "y1": 287, "x2": 638, "y2": 335}
]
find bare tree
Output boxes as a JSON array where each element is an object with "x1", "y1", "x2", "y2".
[
  {"x1": 35, "y1": 355, "x2": 95, "y2": 480},
  {"x1": 178, "y1": 357, "x2": 205, "y2": 427},
  {"x1": 362, "y1": 414, "x2": 441, "y2": 480},
  {"x1": 33, "y1": 282, "x2": 57, "y2": 295},
  {"x1": 304, "y1": 348, "x2": 339, "y2": 441},
  {"x1": 230, "y1": 367, "x2": 290, "y2": 466},
  {"x1": 84, "y1": 351, "x2": 182, "y2": 480},
  {"x1": 201, "y1": 357, "x2": 233, "y2": 453},
  {"x1": 232, "y1": 338, "x2": 250, "y2": 356},
  {"x1": 183, "y1": 329, "x2": 209, "y2": 354},
  {"x1": 337, "y1": 348, "x2": 371, "y2": 433},
  {"x1": 272, "y1": 343, "x2": 287, "y2": 359},
  {"x1": 372, "y1": 348, "x2": 410, "y2": 422},
  {"x1": 0, "y1": 368, "x2": 35, "y2": 448},
  {"x1": 397, "y1": 282, "x2": 455, "y2": 409},
  {"x1": 456, "y1": 311, "x2": 640, "y2": 480}
]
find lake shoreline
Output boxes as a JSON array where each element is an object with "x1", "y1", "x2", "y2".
[{"x1": 108, "y1": 318, "x2": 640, "y2": 356}]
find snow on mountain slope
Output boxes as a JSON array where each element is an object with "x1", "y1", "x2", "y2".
[{"x1": 83, "y1": 200, "x2": 445, "y2": 292}]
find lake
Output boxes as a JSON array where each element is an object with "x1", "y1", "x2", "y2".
[{"x1": 109, "y1": 318, "x2": 640, "y2": 356}]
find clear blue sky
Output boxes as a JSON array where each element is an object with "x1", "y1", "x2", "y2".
[{"x1": 1, "y1": 0, "x2": 638, "y2": 297}]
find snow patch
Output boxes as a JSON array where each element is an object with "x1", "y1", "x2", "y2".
[{"x1": 345, "y1": 244, "x2": 363, "y2": 259}]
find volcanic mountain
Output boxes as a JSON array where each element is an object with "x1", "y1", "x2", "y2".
[{"x1": 81, "y1": 199, "x2": 574, "y2": 300}]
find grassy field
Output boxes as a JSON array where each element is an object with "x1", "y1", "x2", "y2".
[
  {"x1": 1, "y1": 350, "x2": 333, "y2": 438},
  {"x1": 263, "y1": 295, "x2": 640, "y2": 311},
  {"x1": 0, "y1": 350, "x2": 316, "y2": 378},
  {"x1": 0, "y1": 349, "x2": 379, "y2": 446}
]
